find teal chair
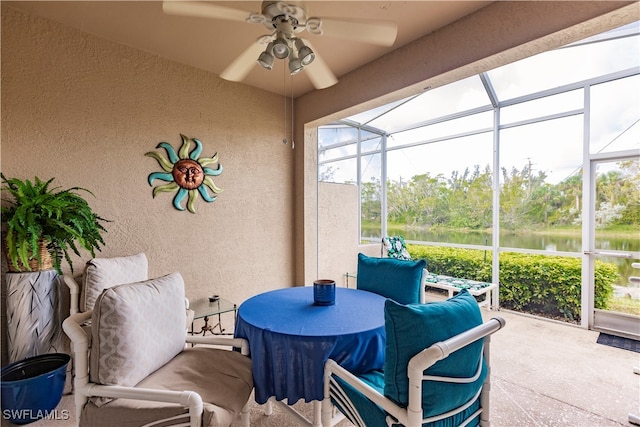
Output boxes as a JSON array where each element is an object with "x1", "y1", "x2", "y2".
[
  {"x1": 322, "y1": 290, "x2": 506, "y2": 427},
  {"x1": 356, "y1": 253, "x2": 427, "y2": 304}
]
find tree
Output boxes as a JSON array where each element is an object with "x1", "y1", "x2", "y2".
[
  {"x1": 365, "y1": 158, "x2": 637, "y2": 234},
  {"x1": 555, "y1": 174, "x2": 582, "y2": 226},
  {"x1": 529, "y1": 183, "x2": 564, "y2": 227},
  {"x1": 361, "y1": 179, "x2": 381, "y2": 223},
  {"x1": 614, "y1": 159, "x2": 640, "y2": 226},
  {"x1": 594, "y1": 202, "x2": 624, "y2": 228}
]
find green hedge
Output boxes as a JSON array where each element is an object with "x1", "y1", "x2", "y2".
[{"x1": 407, "y1": 245, "x2": 617, "y2": 322}]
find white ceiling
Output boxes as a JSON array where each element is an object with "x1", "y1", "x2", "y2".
[{"x1": 5, "y1": 1, "x2": 492, "y2": 97}]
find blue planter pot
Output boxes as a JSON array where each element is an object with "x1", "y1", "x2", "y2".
[
  {"x1": 1, "y1": 353, "x2": 70, "y2": 425},
  {"x1": 313, "y1": 279, "x2": 336, "y2": 306}
]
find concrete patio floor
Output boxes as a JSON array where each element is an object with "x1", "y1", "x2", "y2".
[
  {"x1": 7, "y1": 309, "x2": 639, "y2": 427},
  {"x1": 484, "y1": 309, "x2": 638, "y2": 426}
]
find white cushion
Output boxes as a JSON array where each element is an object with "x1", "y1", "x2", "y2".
[
  {"x1": 90, "y1": 272, "x2": 187, "y2": 396},
  {"x1": 81, "y1": 253, "x2": 148, "y2": 312}
]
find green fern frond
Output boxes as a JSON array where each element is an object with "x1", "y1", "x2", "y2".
[{"x1": 1, "y1": 173, "x2": 109, "y2": 274}]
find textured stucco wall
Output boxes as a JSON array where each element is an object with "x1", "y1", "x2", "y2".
[
  {"x1": 317, "y1": 182, "x2": 359, "y2": 285},
  {"x1": 318, "y1": 182, "x2": 382, "y2": 287},
  {"x1": 1, "y1": 5, "x2": 294, "y2": 362}
]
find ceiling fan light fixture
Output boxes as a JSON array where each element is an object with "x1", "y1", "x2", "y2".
[
  {"x1": 288, "y1": 57, "x2": 303, "y2": 75},
  {"x1": 299, "y1": 46, "x2": 315, "y2": 65},
  {"x1": 257, "y1": 42, "x2": 274, "y2": 69},
  {"x1": 294, "y1": 38, "x2": 315, "y2": 66},
  {"x1": 272, "y1": 34, "x2": 290, "y2": 59}
]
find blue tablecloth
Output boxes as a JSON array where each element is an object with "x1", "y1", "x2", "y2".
[{"x1": 234, "y1": 287, "x2": 386, "y2": 404}]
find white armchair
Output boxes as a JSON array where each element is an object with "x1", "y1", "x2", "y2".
[{"x1": 63, "y1": 272, "x2": 253, "y2": 427}]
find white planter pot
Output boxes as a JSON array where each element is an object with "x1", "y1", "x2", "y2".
[{"x1": 5, "y1": 270, "x2": 63, "y2": 362}]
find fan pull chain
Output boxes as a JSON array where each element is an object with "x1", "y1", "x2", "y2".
[
  {"x1": 290, "y1": 74, "x2": 295, "y2": 149},
  {"x1": 281, "y1": 66, "x2": 295, "y2": 149},
  {"x1": 283, "y1": 65, "x2": 288, "y2": 146}
]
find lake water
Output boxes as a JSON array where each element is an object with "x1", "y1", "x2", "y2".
[{"x1": 364, "y1": 228, "x2": 640, "y2": 287}]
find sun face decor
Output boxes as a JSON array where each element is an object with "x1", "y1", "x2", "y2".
[{"x1": 145, "y1": 134, "x2": 223, "y2": 213}]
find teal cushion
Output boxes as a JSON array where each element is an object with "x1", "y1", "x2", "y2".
[
  {"x1": 332, "y1": 370, "x2": 388, "y2": 427},
  {"x1": 333, "y1": 369, "x2": 482, "y2": 427},
  {"x1": 356, "y1": 253, "x2": 426, "y2": 304},
  {"x1": 384, "y1": 290, "x2": 486, "y2": 418}
]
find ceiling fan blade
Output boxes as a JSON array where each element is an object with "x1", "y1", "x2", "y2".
[
  {"x1": 219, "y1": 42, "x2": 265, "y2": 82},
  {"x1": 162, "y1": 1, "x2": 249, "y2": 22},
  {"x1": 317, "y1": 18, "x2": 397, "y2": 47},
  {"x1": 303, "y1": 41, "x2": 338, "y2": 89}
]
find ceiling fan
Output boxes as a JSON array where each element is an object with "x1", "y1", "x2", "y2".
[{"x1": 162, "y1": 1, "x2": 398, "y2": 89}]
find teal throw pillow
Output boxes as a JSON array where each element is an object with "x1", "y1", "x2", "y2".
[
  {"x1": 356, "y1": 253, "x2": 426, "y2": 304},
  {"x1": 384, "y1": 290, "x2": 487, "y2": 418}
]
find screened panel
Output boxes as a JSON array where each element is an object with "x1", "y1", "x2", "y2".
[
  {"x1": 346, "y1": 98, "x2": 409, "y2": 127},
  {"x1": 319, "y1": 157, "x2": 356, "y2": 184},
  {"x1": 318, "y1": 126, "x2": 358, "y2": 163},
  {"x1": 388, "y1": 111, "x2": 493, "y2": 148},
  {"x1": 590, "y1": 75, "x2": 640, "y2": 154},
  {"x1": 319, "y1": 146, "x2": 357, "y2": 162},
  {"x1": 488, "y1": 23, "x2": 640, "y2": 101},
  {"x1": 387, "y1": 133, "x2": 493, "y2": 245},
  {"x1": 499, "y1": 115, "x2": 583, "y2": 251},
  {"x1": 594, "y1": 159, "x2": 640, "y2": 252},
  {"x1": 363, "y1": 75, "x2": 491, "y2": 133},
  {"x1": 360, "y1": 153, "x2": 382, "y2": 240},
  {"x1": 318, "y1": 125, "x2": 357, "y2": 149},
  {"x1": 501, "y1": 90, "x2": 583, "y2": 124},
  {"x1": 317, "y1": 20, "x2": 640, "y2": 326},
  {"x1": 361, "y1": 130, "x2": 382, "y2": 154},
  {"x1": 593, "y1": 158, "x2": 640, "y2": 319}
]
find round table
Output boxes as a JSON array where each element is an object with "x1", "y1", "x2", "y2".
[{"x1": 234, "y1": 286, "x2": 386, "y2": 404}]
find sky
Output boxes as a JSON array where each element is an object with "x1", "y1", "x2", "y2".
[{"x1": 320, "y1": 21, "x2": 640, "y2": 187}]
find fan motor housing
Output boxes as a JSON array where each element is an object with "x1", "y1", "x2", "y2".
[{"x1": 261, "y1": 1, "x2": 308, "y2": 32}]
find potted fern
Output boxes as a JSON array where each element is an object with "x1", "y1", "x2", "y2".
[{"x1": 1, "y1": 174, "x2": 108, "y2": 275}]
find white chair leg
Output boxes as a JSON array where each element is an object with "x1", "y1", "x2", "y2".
[
  {"x1": 321, "y1": 397, "x2": 332, "y2": 427},
  {"x1": 312, "y1": 400, "x2": 322, "y2": 427},
  {"x1": 263, "y1": 397, "x2": 273, "y2": 416},
  {"x1": 240, "y1": 399, "x2": 251, "y2": 427}
]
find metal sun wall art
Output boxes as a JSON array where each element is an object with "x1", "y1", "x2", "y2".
[{"x1": 146, "y1": 134, "x2": 223, "y2": 213}]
